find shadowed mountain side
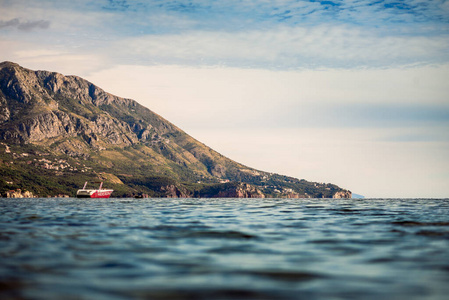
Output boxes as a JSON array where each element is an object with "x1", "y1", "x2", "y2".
[{"x1": 0, "y1": 61, "x2": 351, "y2": 198}]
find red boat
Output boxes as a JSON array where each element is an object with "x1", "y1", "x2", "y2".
[{"x1": 76, "y1": 181, "x2": 113, "y2": 198}]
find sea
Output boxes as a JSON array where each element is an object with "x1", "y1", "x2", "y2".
[{"x1": 0, "y1": 198, "x2": 448, "y2": 300}]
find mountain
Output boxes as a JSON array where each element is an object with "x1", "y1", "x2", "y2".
[
  {"x1": 352, "y1": 193, "x2": 365, "y2": 199},
  {"x1": 0, "y1": 61, "x2": 351, "y2": 198}
]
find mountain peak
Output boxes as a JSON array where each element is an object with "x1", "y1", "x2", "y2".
[{"x1": 0, "y1": 61, "x2": 20, "y2": 68}]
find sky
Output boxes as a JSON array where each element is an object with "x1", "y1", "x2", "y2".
[{"x1": 1, "y1": 0, "x2": 449, "y2": 198}]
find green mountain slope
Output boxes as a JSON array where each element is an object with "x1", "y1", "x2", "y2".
[{"x1": 0, "y1": 62, "x2": 351, "y2": 198}]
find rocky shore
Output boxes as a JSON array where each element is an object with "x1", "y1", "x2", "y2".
[
  {"x1": 2, "y1": 189, "x2": 71, "y2": 198},
  {"x1": 3, "y1": 189, "x2": 36, "y2": 198}
]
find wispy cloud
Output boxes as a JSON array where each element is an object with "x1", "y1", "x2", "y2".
[
  {"x1": 109, "y1": 25, "x2": 449, "y2": 69},
  {"x1": 0, "y1": 18, "x2": 50, "y2": 31},
  {"x1": 275, "y1": 103, "x2": 449, "y2": 130},
  {"x1": 127, "y1": 0, "x2": 449, "y2": 32},
  {"x1": 102, "y1": 0, "x2": 131, "y2": 11}
]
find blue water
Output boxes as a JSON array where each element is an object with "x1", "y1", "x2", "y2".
[{"x1": 0, "y1": 198, "x2": 448, "y2": 300}]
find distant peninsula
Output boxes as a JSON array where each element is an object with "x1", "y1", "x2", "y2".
[{"x1": 0, "y1": 62, "x2": 351, "y2": 198}]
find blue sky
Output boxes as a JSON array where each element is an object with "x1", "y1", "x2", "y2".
[{"x1": 1, "y1": 0, "x2": 449, "y2": 197}]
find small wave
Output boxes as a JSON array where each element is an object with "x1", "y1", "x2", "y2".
[
  {"x1": 393, "y1": 221, "x2": 449, "y2": 226},
  {"x1": 329, "y1": 208, "x2": 363, "y2": 215},
  {"x1": 242, "y1": 270, "x2": 326, "y2": 282},
  {"x1": 416, "y1": 230, "x2": 449, "y2": 237},
  {"x1": 118, "y1": 287, "x2": 287, "y2": 300},
  {"x1": 184, "y1": 230, "x2": 257, "y2": 240}
]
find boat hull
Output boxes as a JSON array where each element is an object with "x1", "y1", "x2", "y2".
[{"x1": 76, "y1": 189, "x2": 113, "y2": 198}]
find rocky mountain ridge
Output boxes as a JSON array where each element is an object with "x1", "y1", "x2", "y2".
[{"x1": 0, "y1": 62, "x2": 351, "y2": 198}]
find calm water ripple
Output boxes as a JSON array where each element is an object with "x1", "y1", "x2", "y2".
[{"x1": 1, "y1": 198, "x2": 448, "y2": 299}]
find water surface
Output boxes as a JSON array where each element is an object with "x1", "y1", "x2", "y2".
[{"x1": 1, "y1": 198, "x2": 448, "y2": 299}]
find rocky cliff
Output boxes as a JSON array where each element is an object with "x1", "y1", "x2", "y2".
[
  {"x1": 332, "y1": 191, "x2": 353, "y2": 199},
  {"x1": 0, "y1": 62, "x2": 351, "y2": 198},
  {"x1": 3, "y1": 189, "x2": 36, "y2": 198}
]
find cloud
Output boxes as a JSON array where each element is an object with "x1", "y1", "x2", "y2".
[
  {"x1": 0, "y1": 38, "x2": 109, "y2": 76},
  {"x1": 340, "y1": 104, "x2": 449, "y2": 126},
  {"x1": 102, "y1": 0, "x2": 131, "y2": 11},
  {"x1": 2, "y1": 1, "x2": 448, "y2": 70},
  {"x1": 108, "y1": 24, "x2": 449, "y2": 69},
  {"x1": 0, "y1": 18, "x2": 50, "y2": 31},
  {"x1": 273, "y1": 103, "x2": 449, "y2": 130},
  {"x1": 127, "y1": 0, "x2": 449, "y2": 29}
]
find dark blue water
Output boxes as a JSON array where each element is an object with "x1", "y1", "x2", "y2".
[{"x1": 0, "y1": 198, "x2": 448, "y2": 300}]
